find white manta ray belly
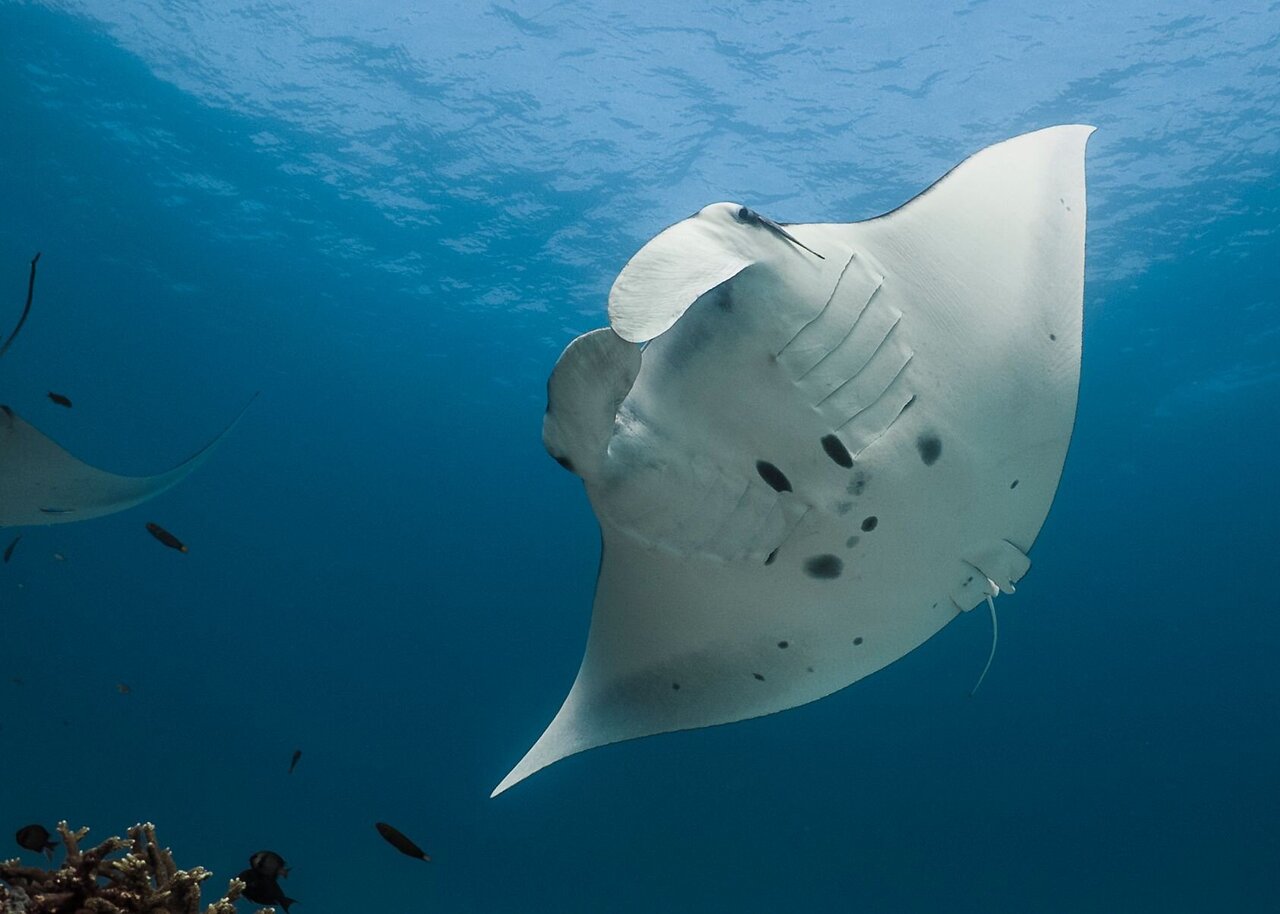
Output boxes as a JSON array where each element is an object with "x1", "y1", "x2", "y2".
[{"x1": 496, "y1": 125, "x2": 1094, "y2": 796}]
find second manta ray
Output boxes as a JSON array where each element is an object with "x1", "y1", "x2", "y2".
[
  {"x1": 495, "y1": 125, "x2": 1095, "y2": 796},
  {"x1": 0, "y1": 407, "x2": 244, "y2": 526},
  {"x1": 0, "y1": 255, "x2": 250, "y2": 527}
]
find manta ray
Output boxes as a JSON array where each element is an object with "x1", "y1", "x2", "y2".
[
  {"x1": 494, "y1": 125, "x2": 1095, "y2": 796},
  {"x1": 0, "y1": 254, "x2": 246, "y2": 528}
]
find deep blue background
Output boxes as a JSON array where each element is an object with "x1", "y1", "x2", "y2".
[{"x1": 2, "y1": 1, "x2": 1278, "y2": 911}]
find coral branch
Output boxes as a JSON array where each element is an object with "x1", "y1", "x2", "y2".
[{"x1": 1, "y1": 822, "x2": 274, "y2": 914}]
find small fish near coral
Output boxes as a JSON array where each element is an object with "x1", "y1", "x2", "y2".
[
  {"x1": 249, "y1": 849, "x2": 289, "y2": 879},
  {"x1": 288, "y1": 748, "x2": 302, "y2": 774},
  {"x1": 145, "y1": 522, "x2": 187, "y2": 553},
  {"x1": 14, "y1": 823, "x2": 57, "y2": 859},
  {"x1": 237, "y1": 865, "x2": 297, "y2": 912},
  {"x1": 375, "y1": 822, "x2": 431, "y2": 861},
  {"x1": 45, "y1": 392, "x2": 72, "y2": 408}
]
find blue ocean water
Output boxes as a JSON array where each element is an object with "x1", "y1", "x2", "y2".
[{"x1": 2, "y1": 1, "x2": 1278, "y2": 910}]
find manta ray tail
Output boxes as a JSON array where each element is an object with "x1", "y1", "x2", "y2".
[
  {"x1": 970, "y1": 594, "x2": 1000, "y2": 697},
  {"x1": 0, "y1": 252, "x2": 41, "y2": 360}
]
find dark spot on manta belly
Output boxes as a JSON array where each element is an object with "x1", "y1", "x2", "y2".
[
  {"x1": 765, "y1": 547, "x2": 779, "y2": 566},
  {"x1": 1010, "y1": 479, "x2": 1019, "y2": 489},
  {"x1": 917, "y1": 434, "x2": 942, "y2": 466},
  {"x1": 672, "y1": 682, "x2": 680, "y2": 690},
  {"x1": 821, "y1": 434, "x2": 853, "y2": 468},
  {"x1": 804, "y1": 554, "x2": 843, "y2": 579},
  {"x1": 1049, "y1": 333, "x2": 1057, "y2": 341},
  {"x1": 756, "y1": 460, "x2": 792, "y2": 493},
  {"x1": 853, "y1": 636, "x2": 864, "y2": 645},
  {"x1": 845, "y1": 535, "x2": 860, "y2": 548},
  {"x1": 777, "y1": 641, "x2": 789, "y2": 649},
  {"x1": 753, "y1": 672, "x2": 765, "y2": 681},
  {"x1": 860, "y1": 516, "x2": 878, "y2": 532}
]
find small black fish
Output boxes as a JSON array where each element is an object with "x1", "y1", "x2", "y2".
[
  {"x1": 250, "y1": 850, "x2": 289, "y2": 879},
  {"x1": 15, "y1": 824, "x2": 57, "y2": 859},
  {"x1": 238, "y1": 868, "x2": 296, "y2": 912},
  {"x1": 375, "y1": 822, "x2": 431, "y2": 861},
  {"x1": 46, "y1": 392, "x2": 72, "y2": 408},
  {"x1": 289, "y1": 748, "x2": 302, "y2": 774},
  {"x1": 3, "y1": 534, "x2": 19, "y2": 563},
  {"x1": 145, "y1": 522, "x2": 188, "y2": 553}
]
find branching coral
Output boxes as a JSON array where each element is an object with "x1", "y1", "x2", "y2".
[{"x1": 0, "y1": 822, "x2": 273, "y2": 914}]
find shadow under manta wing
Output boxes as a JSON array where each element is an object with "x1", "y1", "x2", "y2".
[
  {"x1": 493, "y1": 125, "x2": 1095, "y2": 797},
  {"x1": 0, "y1": 397, "x2": 253, "y2": 527}
]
